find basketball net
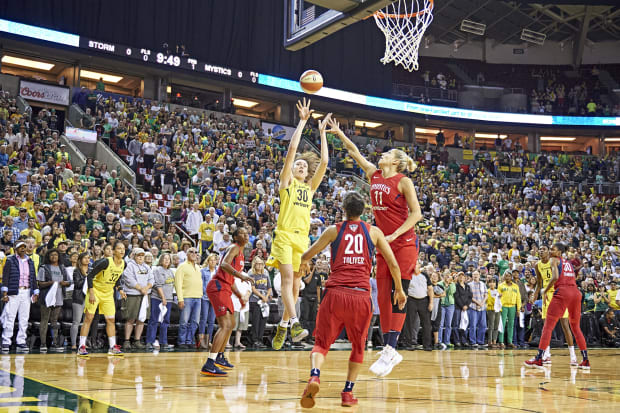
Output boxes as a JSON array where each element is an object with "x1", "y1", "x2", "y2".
[{"x1": 373, "y1": 0, "x2": 434, "y2": 72}]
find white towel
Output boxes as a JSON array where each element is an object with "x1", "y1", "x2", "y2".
[
  {"x1": 459, "y1": 311, "x2": 469, "y2": 330},
  {"x1": 158, "y1": 303, "x2": 168, "y2": 323},
  {"x1": 519, "y1": 312, "x2": 525, "y2": 328},
  {"x1": 493, "y1": 291, "x2": 502, "y2": 313},
  {"x1": 45, "y1": 282, "x2": 59, "y2": 307},
  {"x1": 82, "y1": 278, "x2": 89, "y2": 295},
  {"x1": 65, "y1": 267, "x2": 75, "y2": 292},
  {"x1": 138, "y1": 295, "x2": 149, "y2": 322},
  {"x1": 498, "y1": 317, "x2": 504, "y2": 334},
  {"x1": 259, "y1": 301, "x2": 270, "y2": 318}
]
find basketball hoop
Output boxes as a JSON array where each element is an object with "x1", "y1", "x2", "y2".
[{"x1": 373, "y1": 0, "x2": 434, "y2": 72}]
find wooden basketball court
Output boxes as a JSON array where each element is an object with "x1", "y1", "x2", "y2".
[{"x1": 0, "y1": 348, "x2": 618, "y2": 412}]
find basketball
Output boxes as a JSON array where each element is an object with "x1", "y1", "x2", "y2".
[{"x1": 300, "y1": 70, "x2": 323, "y2": 94}]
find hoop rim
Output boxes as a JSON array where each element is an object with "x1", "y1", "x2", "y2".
[{"x1": 373, "y1": 0, "x2": 434, "y2": 19}]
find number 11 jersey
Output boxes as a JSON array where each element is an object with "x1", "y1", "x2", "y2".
[
  {"x1": 370, "y1": 170, "x2": 415, "y2": 248},
  {"x1": 277, "y1": 178, "x2": 313, "y2": 234}
]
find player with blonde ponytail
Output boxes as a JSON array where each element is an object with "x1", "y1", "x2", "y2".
[{"x1": 327, "y1": 118, "x2": 422, "y2": 378}]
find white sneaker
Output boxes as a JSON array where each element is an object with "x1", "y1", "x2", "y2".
[
  {"x1": 570, "y1": 358, "x2": 578, "y2": 367},
  {"x1": 369, "y1": 346, "x2": 393, "y2": 376},
  {"x1": 379, "y1": 348, "x2": 403, "y2": 377}
]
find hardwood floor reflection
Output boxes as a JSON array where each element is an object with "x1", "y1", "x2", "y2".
[{"x1": 0, "y1": 348, "x2": 618, "y2": 412}]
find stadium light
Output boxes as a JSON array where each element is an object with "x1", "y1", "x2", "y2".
[
  {"x1": 475, "y1": 133, "x2": 507, "y2": 139},
  {"x1": 80, "y1": 70, "x2": 123, "y2": 83},
  {"x1": 311, "y1": 113, "x2": 324, "y2": 119},
  {"x1": 1, "y1": 55, "x2": 55, "y2": 71},
  {"x1": 355, "y1": 120, "x2": 382, "y2": 128},
  {"x1": 605, "y1": 138, "x2": 620, "y2": 142},
  {"x1": 415, "y1": 127, "x2": 440, "y2": 135},
  {"x1": 540, "y1": 137, "x2": 576, "y2": 141},
  {"x1": 231, "y1": 98, "x2": 259, "y2": 108}
]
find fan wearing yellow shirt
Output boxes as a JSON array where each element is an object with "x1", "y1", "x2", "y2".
[
  {"x1": 199, "y1": 215, "x2": 215, "y2": 255},
  {"x1": 271, "y1": 99, "x2": 331, "y2": 350},
  {"x1": 532, "y1": 246, "x2": 576, "y2": 366}
]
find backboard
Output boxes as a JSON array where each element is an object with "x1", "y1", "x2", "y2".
[{"x1": 284, "y1": 0, "x2": 397, "y2": 51}]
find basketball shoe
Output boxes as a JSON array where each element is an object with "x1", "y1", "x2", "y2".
[
  {"x1": 578, "y1": 360, "x2": 590, "y2": 370},
  {"x1": 370, "y1": 345, "x2": 402, "y2": 377},
  {"x1": 300, "y1": 376, "x2": 320, "y2": 408},
  {"x1": 215, "y1": 354, "x2": 234, "y2": 370},
  {"x1": 341, "y1": 391, "x2": 358, "y2": 407},
  {"x1": 524, "y1": 358, "x2": 545, "y2": 370},
  {"x1": 108, "y1": 345, "x2": 124, "y2": 357},
  {"x1": 290, "y1": 322, "x2": 309, "y2": 342},
  {"x1": 272, "y1": 325, "x2": 287, "y2": 350},
  {"x1": 77, "y1": 346, "x2": 89, "y2": 358},
  {"x1": 201, "y1": 360, "x2": 227, "y2": 377}
]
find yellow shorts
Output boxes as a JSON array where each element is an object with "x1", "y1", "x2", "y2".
[
  {"x1": 542, "y1": 292, "x2": 569, "y2": 319},
  {"x1": 84, "y1": 288, "x2": 116, "y2": 317},
  {"x1": 268, "y1": 229, "x2": 308, "y2": 272}
]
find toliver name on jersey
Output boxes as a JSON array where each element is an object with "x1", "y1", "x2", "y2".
[{"x1": 343, "y1": 256, "x2": 366, "y2": 265}]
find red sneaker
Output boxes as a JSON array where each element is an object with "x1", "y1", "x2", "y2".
[
  {"x1": 341, "y1": 391, "x2": 358, "y2": 407},
  {"x1": 524, "y1": 358, "x2": 544, "y2": 370},
  {"x1": 300, "y1": 376, "x2": 320, "y2": 409},
  {"x1": 578, "y1": 359, "x2": 590, "y2": 370}
]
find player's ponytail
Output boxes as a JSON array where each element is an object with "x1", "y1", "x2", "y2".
[{"x1": 392, "y1": 149, "x2": 417, "y2": 173}]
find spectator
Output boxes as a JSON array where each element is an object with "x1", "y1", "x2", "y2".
[
  {"x1": 121, "y1": 248, "x2": 153, "y2": 350},
  {"x1": 467, "y1": 270, "x2": 487, "y2": 348},
  {"x1": 70, "y1": 251, "x2": 89, "y2": 350},
  {"x1": 231, "y1": 276, "x2": 252, "y2": 349},
  {"x1": 1, "y1": 241, "x2": 39, "y2": 353},
  {"x1": 599, "y1": 308, "x2": 619, "y2": 347},
  {"x1": 146, "y1": 252, "x2": 175, "y2": 350},
  {"x1": 175, "y1": 246, "x2": 202, "y2": 348},
  {"x1": 249, "y1": 256, "x2": 272, "y2": 348},
  {"x1": 498, "y1": 271, "x2": 521, "y2": 349},
  {"x1": 453, "y1": 272, "x2": 472, "y2": 347},
  {"x1": 486, "y1": 278, "x2": 501, "y2": 348},
  {"x1": 198, "y1": 253, "x2": 218, "y2": 350},
  {"x1": 439, "y1": 272, "x2": 456, "y2": 348}
]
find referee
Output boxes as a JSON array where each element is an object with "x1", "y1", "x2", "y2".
[{"x1": 403, "y1": 263, "x2": 433, "y2": 351}]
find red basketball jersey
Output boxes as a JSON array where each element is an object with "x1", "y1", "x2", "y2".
[
  {"x1": 328, "y1": 220, "x2": 374, "y2": 291},
  {"x1": 213, "y1": 244, "x2": 245, "y2": 286},
  {"x1": 555, "y1": 258, "x2": 577, "y2": 289},
  {"x1": 369, "y1": 170, "x2": 416, "y2": 247}
]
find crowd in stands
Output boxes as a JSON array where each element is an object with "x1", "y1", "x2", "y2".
[{"x1": 0, "y1": 85, "x2": 618, "y2": 356}]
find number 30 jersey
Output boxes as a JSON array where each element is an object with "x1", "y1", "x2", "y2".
[
  {"x1": 370, "y1": 170, "x2": 415, "y2": 248},
  {"x1": 277, "y1": 178, "x2": 313, "y2": 234},
  {"x1": 328, "y1": 220, "x2": 374, "y2": 291}
]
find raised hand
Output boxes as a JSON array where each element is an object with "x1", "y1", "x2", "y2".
[
  {"x1": 318, "y1": 113, "x2": 333, "y2": 134},
  {"x1": 296, "y1": 98, "x2": 314, "y2": 121},
  {"x1": 327, "y1": 117, "x2": 342, "y2": 135}
]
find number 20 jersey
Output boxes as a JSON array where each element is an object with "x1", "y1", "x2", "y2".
[
  {"x1": 328, "y1": 221, "x2": 374, "y2": 291},
  {"x1": 370, "y1": 170, "x2": 415, "y2": 248},
  {"x1": 277, "y1": 178, "x2": 313, "y2": 234}
]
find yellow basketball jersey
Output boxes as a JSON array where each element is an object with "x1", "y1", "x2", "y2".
[
  {"x1": 277, "y1": 178, "x2": 313, "y2": 234},
  {"x1": 537, "y1": 260, "x2": 554, "y2": 294},
  {"x1": 93, "y1": 257, "x2": 125, "y2": 294}
]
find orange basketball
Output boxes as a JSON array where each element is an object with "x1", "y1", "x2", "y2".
[{"x1": 299, "y1": 70, "x2": 323, "y2": 94}]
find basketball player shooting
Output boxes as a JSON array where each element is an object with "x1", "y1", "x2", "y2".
[
  {"x1": 327, "y1": 117, "x2": 422, "y2": 377},
  {"x1": 298, "y1": 191, "x2": 406, "y2": 408},
  {"x1": 524, "y1": 243, "x2": 590, "y2": 370}
]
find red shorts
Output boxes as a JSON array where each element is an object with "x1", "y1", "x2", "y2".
[
  {"x1": 312, "y1": 287, "x2": 372, "y2": 363},
  {"x1": 206, "y1": 279, "x2": 234, "y2": 318},
  {"x1": 547, "y1": 287, "x2": 582, "y2": 323},
  {"x1": 376, "y1": 239, "x2": 419, "y2": 281}
]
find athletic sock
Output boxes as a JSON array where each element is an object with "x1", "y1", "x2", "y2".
[
  {"x1": 343, "y1": 381, "x2": 355, "y2": 393},
  {"x1": 544, "y1": 346, "x2": 550, "y2": 358},
  {"x1": 79, "y1": 336, "x2": 87, "y2": 348},
  {"x1": 536, "y1": 349, "x2": 545, "y2": 360},
  {"x1": 108, "y1": 337, "x2": 116, "y2": 348},
  {"x1": 310, "y1": 368, "x2": 320, "y2": 377},
  {"x1": 568, "y1": 346, "x2": 576, "y2": 359},
  {"x1": 279, "y1": 319, "x2": 289, "y2": 328},
  {"x1": 387, "y1": 331, "x2": 400, "y2": 349},
  {"x1": 209, "y1": 352, "x2": 218, "y2": 360},
  {"x1": 290, "y1": 316, "x2": 299, "y2": 325},
  {"x1": 581, "y1": 350, "x2": 588, "y2": 360}
]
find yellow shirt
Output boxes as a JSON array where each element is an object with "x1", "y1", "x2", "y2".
[
  {"x1": 487, "y1": 289, "x2": 496, "y2": 311},
  {"x1": 93, "y1": 257, "x2": 125, "y2": 296},
  {"x1": 21, "y1": 228, "x2": 42, "y2": 246},
  {"x1": 608, "y1": 289, "x2": 620, "y2": 310},
  {"x1": 174, "y1": 261, "x2": 203, "y2": 301},
  {"x1": 199, "y1": 221, "x2": 215, "y2": 242},
  {"x1": 537, "y1": 260, "x2": 554, "y2": 297},
  {"x1": 498, "y1": 282, "x2": 521, "y2": 308},
  {"x1": 277, "y1": 178, "x2": 313, "y2": 234}
]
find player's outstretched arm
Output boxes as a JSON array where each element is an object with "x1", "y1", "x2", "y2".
[
  {"x1": 327, "y1": 117, "x2": 377, "y2": 180},
  {"x1": 300, "y1": 226, "x2": 337, "y2": 273},
  {"x1": 386, "y1": 177, "x2": 422, "y2": 243},
  {"x1": 280, "y1": 98, "x2": 314, "y2": 191},
  {"x1": 371, "y1": 226, "x2": 406, "y2": 310},
  {"x1": 310, "y1": 113, "x2": 332, "y2": 191}
]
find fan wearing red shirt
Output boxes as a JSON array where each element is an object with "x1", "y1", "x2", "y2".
[
  {"x1": 201, "y1": 227, "x2": 254, "y2": 377},
  {"x1": 327, "y1": 118, "x2": 422, "y2": 378},
  {"x1": 298, "y1": 192, "x2": 406, "y2": 409},
  {"x1": 525, "y1": 243, "x2": 590, "y2": 370}
]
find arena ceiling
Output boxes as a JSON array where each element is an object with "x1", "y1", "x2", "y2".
[{"x1": 427, "y1": 1, "x2": 620, "y2": 45}]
